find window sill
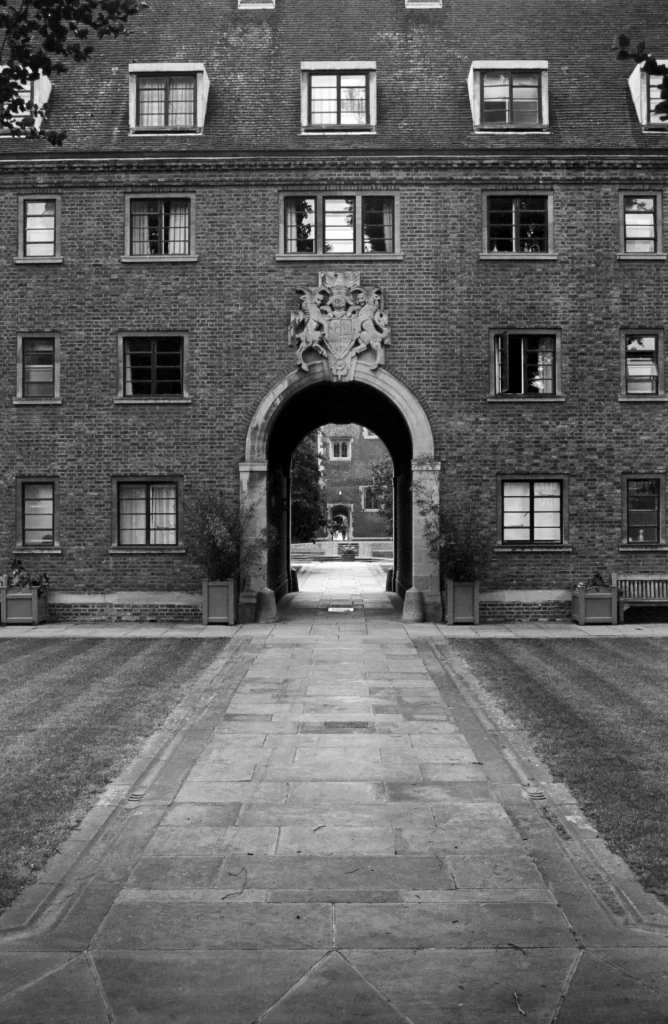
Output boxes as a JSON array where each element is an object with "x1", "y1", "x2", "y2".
[
  {"x1": 13, "y1": 398, "x2": 62, "y2": 405},
  {"x1": 618, "y1": 395, "x2": 668, "y2": 402},
  {"x1": 114, "y1": 397, "x2": 191, "y2": 404},
  {"x1": 108, "y1": 546, "x2": 187, "y2": 555},
  {"x1": 14, "y1": 257, "x2": 63, "y2": 265},
  {"x1": 479, "y1": 253, "x2": 557, "y2": 261},
  {"x1": 488, "y1": 395, "x2": 565, "y2": 403},
  {"x1": 120, "y1": 255, "x2": 198, "y2": 263},
  {"x1": 495, "y1": 545, "x2": 572, "y2": 553},
  {"x1": 618, "y1": 545, "x2": 668, "y2": 552},
  {"x1": 617, "y1": 253, "x2": 666, "y2": 261},
  {"x1": 129, "y1": 127, "x2": 201, "y2": 135},
  {"x1": 300, "y1": 128, "x2": 377, "y2": 135},
  {"x1": 13, "y1": 547, "x2": 63, "y2": 556},
  {"x1": 276, "y1": 253, "x2": 402, "y2": 262},
  {"x1": 474, "y1": 126, "x2": 550, "y2": 134}
]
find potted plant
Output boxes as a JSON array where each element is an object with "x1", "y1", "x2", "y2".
[
  {"x1": 572, "y1": 571, "x2": 617, "y2": 625},
  {"x1": 340, "y1": 543, "x2": 357, "y2": 561},
  {"x1": 183, "y1": 488, "x2": 272, "y2": 625},
  {"x1": 414, "y1": 471, "x2": 492, "y2": 625},
  {"x1": 0, "y1": 559, "x2": 50, "y2": 625}
]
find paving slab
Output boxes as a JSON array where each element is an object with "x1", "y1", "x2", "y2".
[{"x1": 2, "y1": 561, "x2": 668, "y2": 1022}]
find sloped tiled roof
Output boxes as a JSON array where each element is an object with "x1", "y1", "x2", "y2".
[{"x1": 1, "y1": 0, "x2": 667, "y2": 157}]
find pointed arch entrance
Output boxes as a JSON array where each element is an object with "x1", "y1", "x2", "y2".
[{"x1": 240, "y1": 362, "x2": 442, "y2": 620}]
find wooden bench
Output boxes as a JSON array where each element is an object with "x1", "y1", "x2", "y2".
[{"x1": 612, "y1": 574, "x2": 668, "y2": 623}]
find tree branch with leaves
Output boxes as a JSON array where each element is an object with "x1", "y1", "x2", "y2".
[{"x1": 1, "y1": 0, "x2": 145, "y2": 144}]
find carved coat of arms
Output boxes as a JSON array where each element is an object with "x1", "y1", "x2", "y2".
[{"x1": 288, "y1": 272, "x2": 391, "y2": 382}]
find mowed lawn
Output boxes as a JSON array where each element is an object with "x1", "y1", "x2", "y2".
[
  {"x1": 0, "y1": 638, "x2": 225, "y2": 912},
  {"x1": 446, "y1": 638, "x2": 668, "y2": 903}
]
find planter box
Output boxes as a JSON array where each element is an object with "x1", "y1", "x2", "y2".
[
  {"x1": 202, "y1": 579, "x2": 236, "y2": 625},
  {"x1": 572, "y1": 586, "x2": 617, "y2": 625},
  {"x1": 445, "y1": 580, "x2": 480, "y2": 625},
  {"x1": 1, "y1": 586, "x2": 48, "y2": 625},
  {"x1": 340, "y1": 553, "x2": 356, "y2": 561}
]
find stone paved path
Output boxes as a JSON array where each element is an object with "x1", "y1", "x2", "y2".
[{"x1": 2, "y1": 563, "x2": 668, "y2": 1021}]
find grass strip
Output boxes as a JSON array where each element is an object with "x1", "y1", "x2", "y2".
[
  {"x1": 445, "y1": 638, "x2": 668, "y2": 904},
  {"x1": 0, "y1": 638, "x2": 225, "y2": 912}
]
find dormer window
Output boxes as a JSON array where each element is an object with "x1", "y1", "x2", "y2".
[
  {"x1": 1, "y1": 70, "x2": 52, "y2": 136},
  {"x1": 468, "y1": 61, "x2": 549, "y2": 131},
  {"x1": 301, "y1": 62, "x2": 376, "y2": 132},
  {"x1": 628, "y1": 62, "x2": 668, "y2": 129},
  {"x1": 128, "y1": 64, "x2": 209, "y2": 134}
]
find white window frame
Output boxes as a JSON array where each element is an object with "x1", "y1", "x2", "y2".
[
  {"x1": 128, "y1": 63, "x2": 209, "y2": 134},
  {"x1": 330, "y1": 438, "x2": 352, "y2": 460},
  {"x1": 467, "y1": 60, "x2": 549, "y2": 131},
  {"x1": 15, "y1": 334, "x2": 61, "y2": 405},
  {"x1": 405, "y1": 0, "x2": 442, "y2": 6},
  {"x1": 301, "y1": 61, "x2": 377, "y2": 133},
  {"x1": 628, "y1": 61, "x2": 668, "y2": 129},
  {"x1": 1, "y1": 69, "x2": 52, "y2": 136},
  {"x1": 619, "y1": 329, "x2": 666, "y2": 402},
  {"x1": 238, "y1": 0, "x2": 274, "y2": 6},
  {"x1": 16, "y1": 194, "x2": 62, "y2": 264},
  {"x1": 617, "y1": 191, "x2": 665, "y2": 261},
  {"x1": 121, "y1": 193, "x2": 197, "y2": 262}
]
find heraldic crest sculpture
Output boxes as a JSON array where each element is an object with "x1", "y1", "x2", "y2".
[{"x1": 288, "y1": 271, "x2": 391, "y2": 382}]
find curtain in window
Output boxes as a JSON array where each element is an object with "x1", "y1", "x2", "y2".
[
  {"x1": 150, "y1": 484, "x2": 177, "y2": 544},
  {"x1": 382, "y1": 199, "x2": 394, "y2": 251},
  {"x1": 138, "y1": 78, "x2": 165, "y2": 126},
  {"x1": 23, "y1": 483, "x2": 54, "y2": 546},
  {"x1": 119, "y1": 484, "x2": 146, "y2": 545},
  {"x1": 131, "y1": 200, "x2": 152, "y2": 255},
  {"x1": 340, "y1": 75, "x2": 367, "y2": 124},
  {"x1": 168, "y1": 77, "x2": 195, "y2": 126},
  {"x1": 167, "y1": 200, "x2": 189, "y2": 254},
  {"x1": 533, "y1": 336, "x2": 554, "y2": 394}
]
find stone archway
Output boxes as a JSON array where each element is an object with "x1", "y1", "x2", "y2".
[{"x1": 240, "y1": 361, "x2": 442, "y2": 620}]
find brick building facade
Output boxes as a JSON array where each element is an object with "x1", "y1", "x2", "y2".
[
  {"x1": 2, "y1": 0, "x2": 668, "y2": 621},
  {"x1": 319, "y1": 424, "x2": 391, "y2": 543}
]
